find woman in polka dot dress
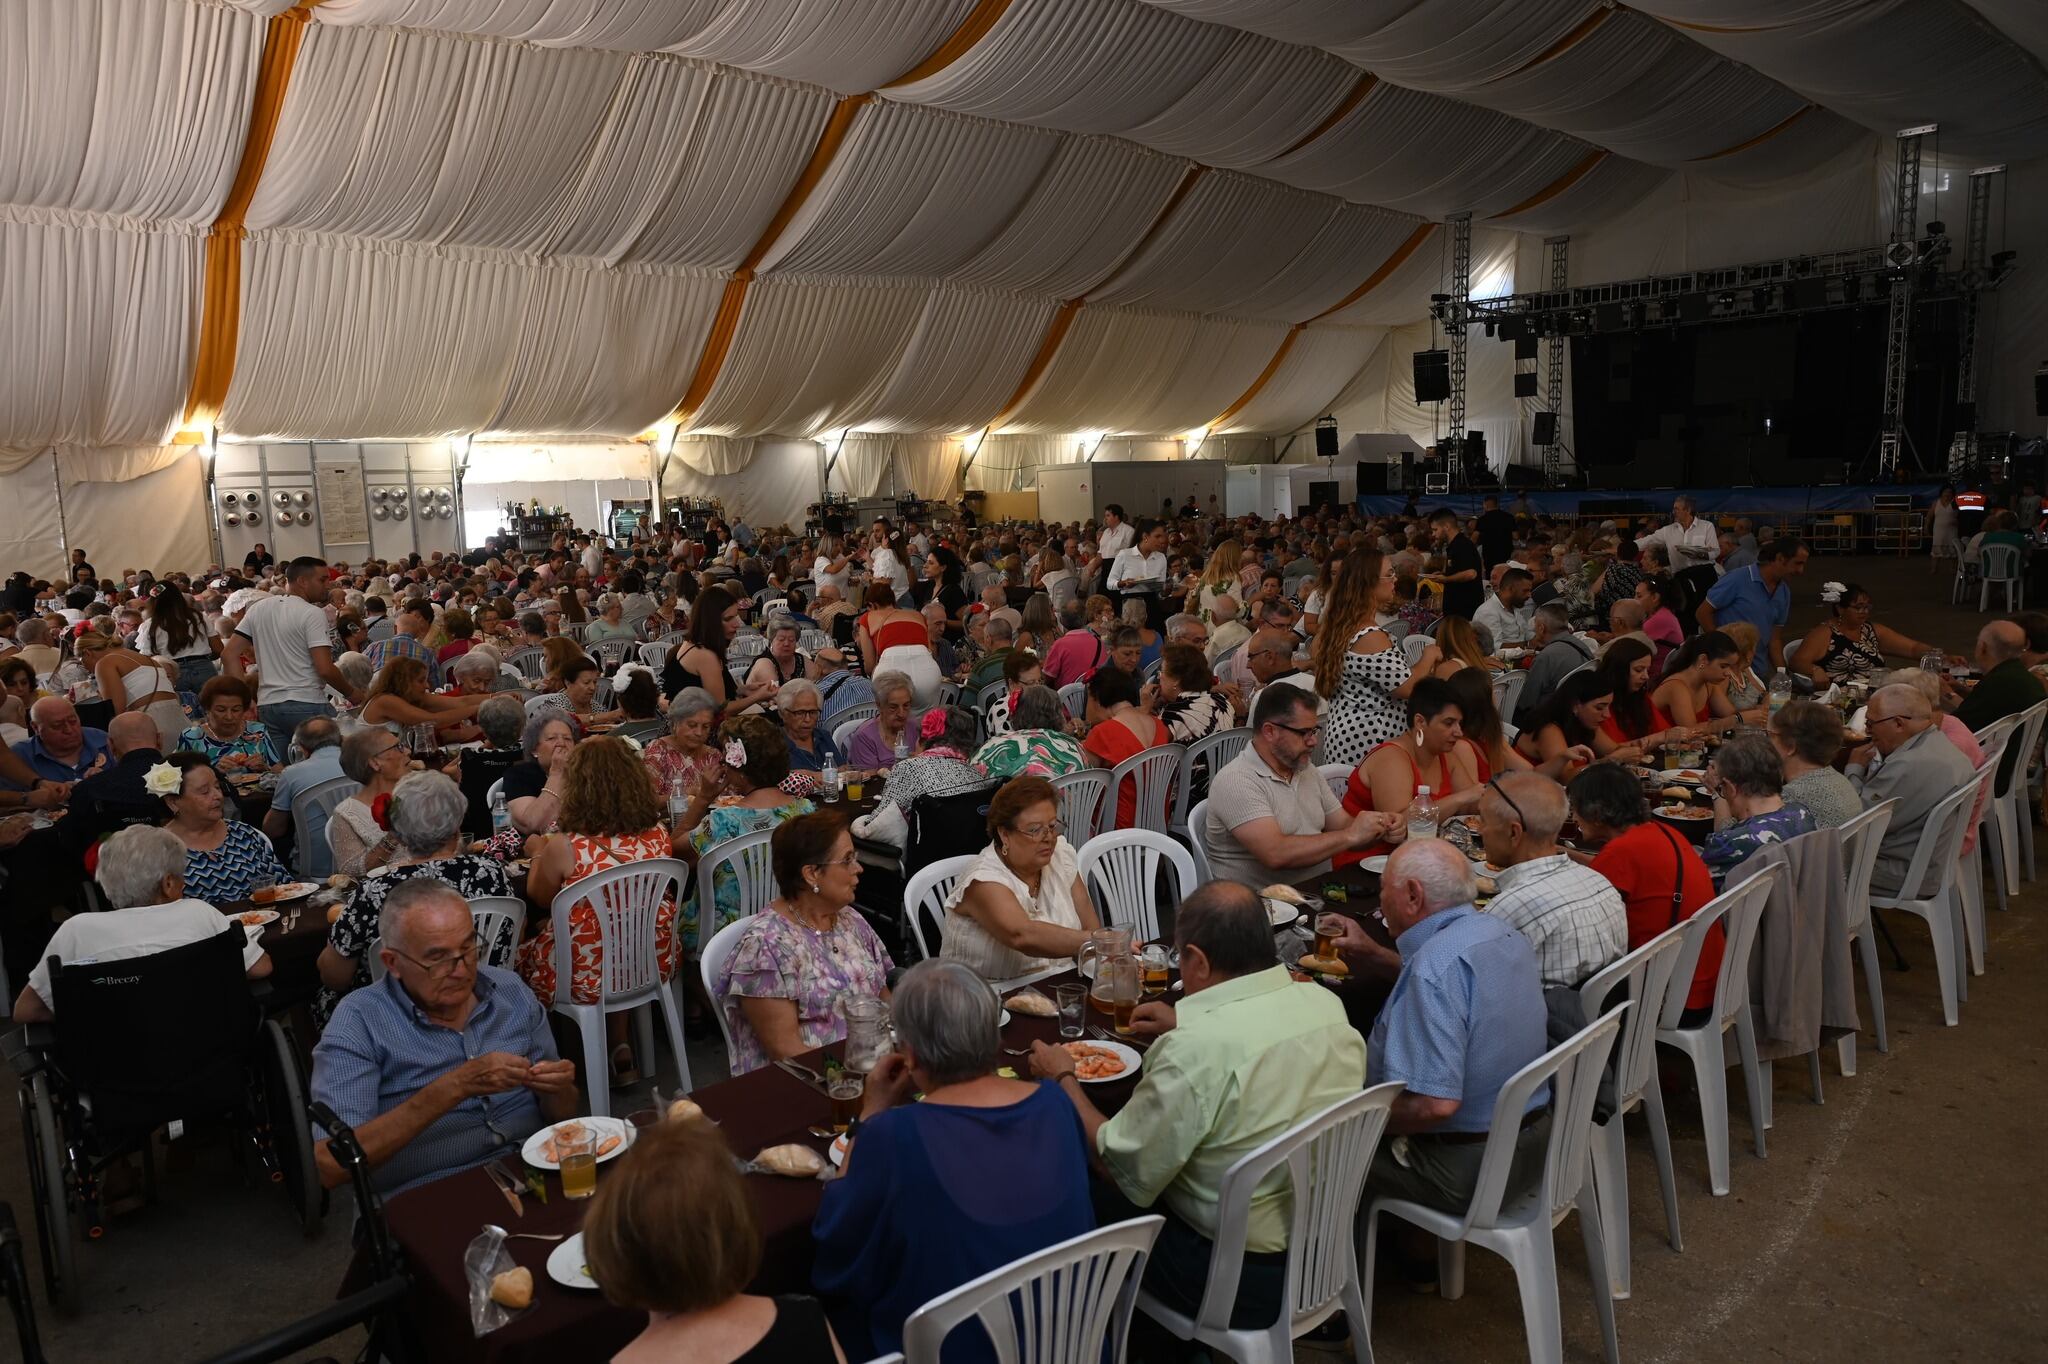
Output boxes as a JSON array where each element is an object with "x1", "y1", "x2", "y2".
[{"x1": 1316, "y1": 548, "x2": 1443, "y2": 767}]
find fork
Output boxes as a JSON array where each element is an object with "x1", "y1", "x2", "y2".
[{"x1": 1088, "y1": 1025, "x2": 1145, "y2": 1048}]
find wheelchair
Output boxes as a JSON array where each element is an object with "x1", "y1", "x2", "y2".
[{"x1": 4, "y1": 927, "x2": 324, "y2": 1311}]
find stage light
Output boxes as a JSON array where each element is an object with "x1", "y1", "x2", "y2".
[{"x1": 1716, "y1": 292, "x2": 1735, "y2": 307}]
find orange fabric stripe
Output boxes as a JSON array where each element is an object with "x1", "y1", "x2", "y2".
[
  {"x1": 1307, "y1": 222, "x2": 1438, "y2": 322},
  {"x1": 988, "y1": 299, "x2": 1083, "y2": 431},
  {"x1": 1512, "y1": 7, "x2": 1615, "y2": 72},
  {"x1": 1274, "y1": 74, "x2": 1377, "y2": 158},
  {"x1": 183, "y1": 4, "x2": 319, "y2": 428},
  {"x1": 883, "y1": 0, "x2": 1019, "y2": 89},
  {"x1": 1208, "y1": 325, "x2": 1302, "y2": 430},
  {"x1": 665, "y1": 93, "x2": 873, "y2": 426},
  {"x1": 1689, "y1": 104, "x2": 1816, "y2": 161},
  {"x1": 1489, "y1": 149, "x2": 1608, "y2": 219}
]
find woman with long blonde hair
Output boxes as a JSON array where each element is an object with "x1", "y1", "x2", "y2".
[
  {"x1": 1194, "y1": 539, "x2": 1243, "y2": 621},
  {"x1": 1429, "y1": 616, "x2": 1495, "y2": 679},
  {"x1": 1315, "y1": 548, "x2": 1442, "y2": 766}
]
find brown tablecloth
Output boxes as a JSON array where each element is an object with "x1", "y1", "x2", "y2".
[
  {"x1": 1290, "y1": 866, "x2": 1398, "y2": 1034},
  {"x1": 366, "y1": 971, "x2": 1139, "y2": 1364},
  {"x1": 236, "y1": 891, "x2": 338, "y2": 1003}
]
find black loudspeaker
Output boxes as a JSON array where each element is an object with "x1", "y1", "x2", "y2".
[
  {"x1": 1463, "y1": 430, "x2": 1487, "y2": 471},
  {"x1": 1532, "y1": 411, "x2": 1558, "y2": 445},
  {"x1": 1356, "y1": 462, "x2": 1389, "y2": 492},
  {"x1": 1502, "y1": 463, "x2": 1547, "y2": 489},
  {"x1": 1413, "y1": 349, "x2": 1450, "y2": 402},
  {"x1": 1513, "y1": 334, "x2": 1538, "y2": 359},
  {"x1": 2035, "y1": 365, "x2": 2048, "y2": 417},
  {"x1": 1788, "y1": 277, "x2": 1828, "y2": 312},
  {"x1": 1315, "y1": 422, "x2": 1340, "y2": 459},
  {"x1": 1514, "y1": 372, "x2": 1539, "y2": 397}
]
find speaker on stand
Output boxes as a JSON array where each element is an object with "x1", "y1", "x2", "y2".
[
  {"x1": 1314, "y1": 416, "x2": 1339, "y2": 460},
  {"x1": 1413, "y1": 350, "x2": 1450, "y2": 403}
]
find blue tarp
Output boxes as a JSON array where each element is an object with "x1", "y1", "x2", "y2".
[{"x1": 1357, "y1": 483, "x2": 1943, "y2": 519}]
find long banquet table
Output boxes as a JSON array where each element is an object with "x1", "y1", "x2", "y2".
[{"x1": 361, "y1": 969, "x2": 1142, "y2": 1364}]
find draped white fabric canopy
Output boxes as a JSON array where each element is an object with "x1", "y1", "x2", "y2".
[{"x1": 0, "y1": 0, "x2": 2044, "y2": 526}]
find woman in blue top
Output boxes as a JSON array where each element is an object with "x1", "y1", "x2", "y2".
[
  {"x1": 160, "y1": 752, "x2": 284, "y2": 903},
  {"x1": 1699, "y1": 731, "x2": 1814, "y2": 887},
  {"x1": 813, "y1": 960, "x2": 1095, "y2": 1363}
]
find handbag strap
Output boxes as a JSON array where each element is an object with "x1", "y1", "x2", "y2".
[{"x1": 1662, "y1": 823, "x2": 1688, "y2": 929}]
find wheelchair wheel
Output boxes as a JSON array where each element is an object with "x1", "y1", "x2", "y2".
[
  {"x1": 259, "y1": 1020, "x2": 324, "y2": 1236},
  {"x1": 17, "y1": 1076, "x2": 74, "y2": 1311}
]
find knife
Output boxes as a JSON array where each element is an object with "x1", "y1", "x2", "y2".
[
  {"x1": 482, "y1": 1161, "x2": 523, "y2": 1217},
  {"x1": 774, "y1": 1058, "x2": 828, "y2": 1092}
]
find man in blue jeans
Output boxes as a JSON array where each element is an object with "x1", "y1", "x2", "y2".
[{"x1": 222, "y1": 557, "x2": 363, "y2": 754}]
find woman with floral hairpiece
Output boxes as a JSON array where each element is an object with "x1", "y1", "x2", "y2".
[
  {"x1": 849, "y1": 706, "x2": 990, "y2": 849},
  {"x1": 677, "y1": 715, "x2": 815, "y2": 955},
  {"x1": 1787, "y1": 580, "x2": 1960, "y2": 688}
]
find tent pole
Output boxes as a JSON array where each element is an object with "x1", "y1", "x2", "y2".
[{"x1": 49, "y1": 450, "x2": 68, "y2": 577}]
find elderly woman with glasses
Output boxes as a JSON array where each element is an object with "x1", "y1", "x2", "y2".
[
  {"x1": 973, "y1": 683, "x2": 1087, "y2": 779},
  {"x1": 939, "y1": 776, "x2": 1101, "y2": 983},
  {"x1": 326, "y1": 725, "x2": 417, "y2": 876},
  {"x1": 315, "y1": 770, "x2": 513, "y2": 1026},
  {"x1": 158, "y1": 752, "x2": 287, "y2": 904},
  {"x1": 1699, "y1": 731, "x2": 1815, "y2": 887},
  {"x1": 812, "y1": 959, "x2": 1094, "y2": 1363},
  {"x1": 1788, "y1": 580, "x2": 1958, "y2": 689},
  {"x1": 777, "y1": 677, "x2": 843, "y2": 782},
  {"x1": 712, "y1": 809, "x2": 892, "y2": 1075},
  {"x1": 851, "y1": 706, "x2": 990, "y2": 850}
]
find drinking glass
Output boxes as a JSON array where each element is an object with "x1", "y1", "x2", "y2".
[
  {"x1": 559, "y1": 1130, "x2": 598, "y2": 1200},
  {"x1": 1138, "y1": 944, "x2": 1172, "y2": 997},
  {"x1": 842, "y1": 997, "x2": 891, "y2": 1073},
  {"x1": 1094, "y1": 957, "x2": 1142, "y2": 1036},
  {"x1": 1054, "y1": 983, "x2": 1087, "y2": 1040},
  {"x1": 1313, "y1": 918, "x2": 1344, "y2": 963},
  {"x1": 827, "y1": 1075, "x2": 864, "y2": 1133}
]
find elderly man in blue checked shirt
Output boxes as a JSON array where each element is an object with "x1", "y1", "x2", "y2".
[
  {"x1": 1319, "y1": 836, "x2": 1551, "y2": 1287},
  {"x1": 310, "y1": 878, "x2": 576, "y2": 1195}
]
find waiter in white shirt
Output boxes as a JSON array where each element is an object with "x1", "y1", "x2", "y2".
[
  {"x1": 1651, "y1": 497, "x2": 1719, "y2": 572},
  {"x1": 1096, "y1": 504, "x2": 1136, "y2": 561},
  {"x1": 1105, "y1": 522, "x2": 1168, "y2": 590}
]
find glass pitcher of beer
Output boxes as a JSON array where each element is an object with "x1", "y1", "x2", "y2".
[
  {"x1": 841, "y1": 997, "x2": 891, "y2": 1074},
  {"x1": 1075, "y1": 927, "x2": 1134, "y2": 984},
  {"x1": 1091, "y1": 955, "x2": 1143, "y2": 1035}
]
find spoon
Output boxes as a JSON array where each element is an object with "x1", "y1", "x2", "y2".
[{"x1": 484, "y1": 1223, "x2": 566, "y2": 1243}]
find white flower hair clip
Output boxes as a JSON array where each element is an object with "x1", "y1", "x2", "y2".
[
  {"x1": 1820, "y1": 581, "x2": 1847, "y2": 604},
  {"x1": 142, "y1": 762, "x2": 183, "y2": 798},
  {"x1": 723, "y1": 738, "x2": 748, "y2": 769},
  {"x1": 610, "y1": 661, "x2": 654, "y2": 692}
]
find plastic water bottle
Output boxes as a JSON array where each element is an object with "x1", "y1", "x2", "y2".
[
  {"x1": 1767, "y1": 668, "x2": 1793, "y2": 717},
  {"x1": 490, "y1": 788, "x2": 510, "y2": 837},
  {"x1": 820, "y1": 755, "x2": 842, "y2": 803},
  {"x1": 667, "y1": 774, "x2": 688, "y2": 823},
  {"x1": 1407, "y1": 786, "x2": 1439, "y2": 843},
  {"x1": 893, "y1": 733, "x2": 910, "y2": 764}
]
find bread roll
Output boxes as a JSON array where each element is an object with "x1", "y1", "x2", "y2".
[
  {"x1": 489, "y1": 1266, "x2": 533, "y2": 1310},
  {"x1": 666, "y1": 1098, "x2": 704, "y2": 1123},
  {"x1": 754, "y1": 1143, "x2": 826, "y2": 1177},
  {"x1": 1006, "y1": 989, "x2": 1055, "y2": 1017},
  {"x1": 1260, "y1": 883, "x2": 1308, "y2": 905},
  {"x1": 1297, "y1": 953, "x2": 1350, "y2": 977},
  {"x1": 326, "y1": 903, "x2": 345, "y2": 924}
]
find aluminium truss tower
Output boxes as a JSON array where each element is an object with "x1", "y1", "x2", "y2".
[
  {"x1": 1446, "y1": 212, "x2": 1472, "y2": 487},
  {"x1": 1542, "y1": 235, "x2": 1571, "y2": 484},
  {"x1": 1950, "y1": 163, "x2": 2006, "y2": 477},
  {"x1": 1876, "y1": 124, "x2": 1932, "y2": 480}
]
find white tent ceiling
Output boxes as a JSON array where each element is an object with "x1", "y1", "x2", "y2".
[{"x1": 1, "y1": 0, "x2": 2045, "y2": 461}]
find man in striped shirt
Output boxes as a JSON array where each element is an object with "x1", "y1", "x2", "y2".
[{"x1": 364, "y1": 598, "x2": 444, "y2": 689}]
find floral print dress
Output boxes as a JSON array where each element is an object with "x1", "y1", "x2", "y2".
[
  {"x1": 685, "y1": 798, "x2": 815, "y2": 954},
  {"x1": 318, "y1": 855, "x2": 513, "y2": 1025},
  {"x1": 714, "y1": 907, "x2": 894, "y2": 1074},
  {"x1": 518, "y1": 829, "x2": 681, "y2": 1004}
]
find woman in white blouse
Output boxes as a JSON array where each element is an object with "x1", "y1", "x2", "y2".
[{"x1": 941, "y1": 776, "x2": 1104, "y2": 983}]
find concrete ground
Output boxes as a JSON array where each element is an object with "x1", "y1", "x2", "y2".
[{"x1": 2, "y1": 551, "x2": 2043, "y2": 1362}]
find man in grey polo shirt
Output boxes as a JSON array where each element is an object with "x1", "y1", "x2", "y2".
[{"x1": 1201, "y1": 682, "x2": 1403, "y2": 890}]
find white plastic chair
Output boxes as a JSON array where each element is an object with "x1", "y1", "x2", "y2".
[
  {"x1": 504, "y1": 646, "x2": 547, "y2": 681},
  {"x1": 1578, "y1": 921, "x2": 1690, "y2": 1299},
  {"x1": 1186, "y1": 797, "x2": 1214, "y2": 882},
  {"x1": 1402, "y1": 633, "x2": 1432, "y2": 667},
  {"x1": 545, "y1": 857, "x2": 692, "y2": 1114},
  {"x1": 1058, "y1": 681, "x2": 1086, "y2": 719},
  {"x1": 1982, "y1": 699, "x2": 2046, "y2": 898},
  {"x1": 975, "y1": 680, "x2": 1010, "y2": 736},
  {"x1": 1956, "y1": 756, "x2": 2002, "y2": 980},
  {"x1": 1492, "y1": 667, "x2": 1529, "y2": 723},
  {"x1": 1970, "y1": 712, "x2": 2023, "y2": 904},
  {"x1": 832, "y1": 702, "x2": 879, "y2": 754},
  {"x1": 1053, "y1": 768, "x2": 1110, "y2": 844},
  {"x1": 1868, "y1": 778, "x2": 1976, "y2": 1028},
  {"x1": 727, "y1": 634, "x2": 769, "y2": 663},
  {"x1": 1834, "y1": 798, "x2": 1897, "y2": 1077},
  {"x1": 466, "y1": 895, "x2": 525, "y2": 971},
  {"x1": 1106, "y1": 742, "x2": 1184, "y2": 833},
  {"x1": 903, "y1": 855, "x2": 979, "y2": 964},
  {"x1": 1316, "y1": 761, "x2": 1352, "y2": 801},
  {"x1": 1138, "y1": 1085, "x2": 1402, "y2": 1363},
  {"x1": 524, "y1": 692, "x2": 566, "y2": 722},
  {"x1": 798, "y1": 629, "x2": 831, "y2": 653},
  {"x1": 902, "y1": 1216, "x2": 1164, "y2": 1364},
  {"x1": 1077, "y1": 830, "x2": 1196, "y2": 943},
  {"x1": 589, "y1": 638, "x2": 632, "y2": 670},
  {"x1": 1653, "y1": 865, "x2": 1778, "y2": 1196},
  {"x1": 291, "y1": 775, "x2": 360, "y2": 878},
  {"x1": 1170, "y1": 728, "x2": 1252, "y2": 837},
  {"x1": 697, "y1": 826, "x2": 777, "y2": 931},
  {"x1": 699, "y1": 912, "x2": 756, "y2": 1059},
  {"x1": 1979, "y1": 542, "x2": 2023, "y2": 611},
  {"x1": 1362, "y1": 1008, "x2": 1627, "y2": 1364},
  {"x1": 636, "y1": 641, "x2": 670, "y2": 670},
  {"x1": 485, "y1": 777, "x2": 505, "y2": 811}
]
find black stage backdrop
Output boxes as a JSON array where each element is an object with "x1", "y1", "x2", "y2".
[{"x1": 1568, "y1": 298, "x2": 1962, "y2": 485}]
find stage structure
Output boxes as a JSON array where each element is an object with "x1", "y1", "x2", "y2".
[
  {"x1": 1950, "y1": 162, "x2": 2010, "y2": 477},
  {"x1": 1542, "y1": 235, "x2": 1571, "y2": 486}
]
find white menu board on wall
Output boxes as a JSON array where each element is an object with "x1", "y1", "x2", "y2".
[{"x1": 316, "y1": 463, "x2": 369, "y2": 545}]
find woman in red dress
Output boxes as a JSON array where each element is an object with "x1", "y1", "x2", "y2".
[
  {"x1": 1336, "y1": 678, "x2": 1482, "y2": 866},
  {"x1": 1594, "y1": 638, "x2": 1692, "y2": 766},
  {"x1": 1079, "y1": 665, "x2": 1170, "y2": 830}
]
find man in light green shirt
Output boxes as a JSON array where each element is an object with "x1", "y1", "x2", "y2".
[{"x1": 1030, "y1": 882, "x2": 1367, "y2": 1329}]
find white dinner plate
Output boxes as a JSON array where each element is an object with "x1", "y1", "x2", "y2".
[
  {"x1": 997, "y1": 1008, "x2": 1011, "y2": 1029},
  {"x1": 520, "y1": 1116, "x2": 633, "y2": 1171},
  {"x1": 1356, "y1": 855, "x2": 1390, "y2": 875},
  {"x1": 828, "y1": 1134, "x2": 850, "y2": 1167},
  {"x1": 228, "y1": 908, "x2": 279, "y2": 930},
  {"x1": 1264, "y1": 898, "x2": 1303, "y2": 928},
  {"x1": 1064, "y1": 1039, "x2": 1142, "y2": 1084},
  {"x1": 546, "y1": 1233, "x2": 599, "y2": 1290},
  {"x1": 251, "y1": 881, "x2": 319, "y2": 905}
]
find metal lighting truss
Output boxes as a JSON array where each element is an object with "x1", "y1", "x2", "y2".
[
  {"x1": 1949, "y1": 163, "x2": 2008, "y2": 476},
  {"x1": 1446, "y1": 212, "x2": 1472, "y2": 486},
  {"x1": 1543, "y1": 235, "x2": 1570, "y2": 485}
]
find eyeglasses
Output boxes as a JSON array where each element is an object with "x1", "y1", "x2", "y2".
[
  {"x1": 385, "y1": 934, "x2": 484, "y2": 980},
  {"x1": 1487, "y1": 777, "x2": 1527, "y2": 828},
  {"x1": 1867, "y1": 714, "x2": 1908, "y2": 729},
  {"x1": 1268, "y1": 721, "x2": 1322, "y2": 739},
  {"x1": 372, "y1": 741, "x2": 410, "y2": 761},
  {"x1": 808, "y1": 853, "x2": 862, "y2": 872},
  {"x1": 783, "y1": 707, "x2": 821, "y2": 718},
  {"x1": 1010, "y1": 819, "x2": 1065, "y2": 840}
]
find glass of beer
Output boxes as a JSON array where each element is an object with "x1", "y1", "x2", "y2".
[
  {"x1": 559, "y1": 1129, "x2": 598, "y2": 1200},
  {"x1": 827, "y1": 1074, "x2": 864, "y2": 1133},
  {"x1": 1139, "y1": 944, "x2": 1172, "y2": 997},
  {"x1": 1313, "y1": 917, "x2": 1344, "y2": 963},
  {"x1": 1098, "y1": 957, "x2": 1142, "y2": 1036}
]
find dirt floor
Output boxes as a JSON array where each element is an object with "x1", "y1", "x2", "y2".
[{"x1": 1, "y1": 551, "x2": 2042, "y2": 1363}]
